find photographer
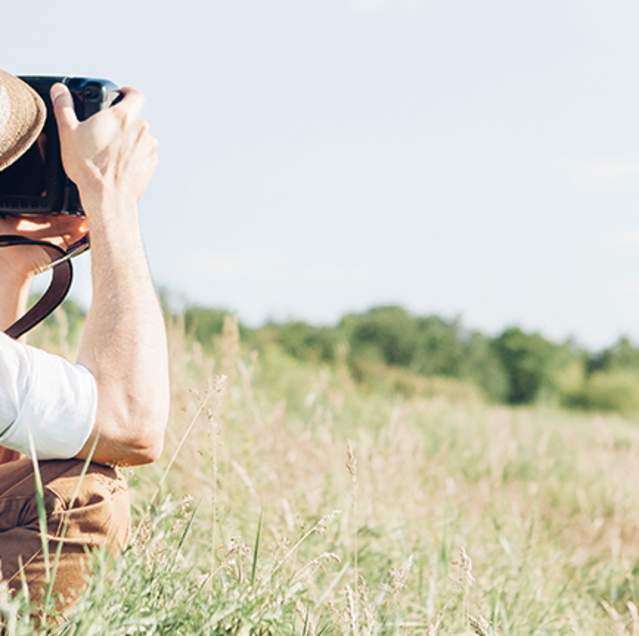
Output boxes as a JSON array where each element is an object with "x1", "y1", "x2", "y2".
[{"x1": 0, "y1": 70, "x2": 169, "y2": 612}]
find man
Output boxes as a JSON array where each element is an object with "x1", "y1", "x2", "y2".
[{"x1": 0, "y1": 70, "x2": 169, "y2": 612}]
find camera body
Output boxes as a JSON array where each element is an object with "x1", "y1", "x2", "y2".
[{"x1": 0, "y1": 76, "x2": 120, "y2": 216}]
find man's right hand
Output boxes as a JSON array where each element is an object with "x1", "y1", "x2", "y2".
[{"x1": 50, "y1": 83, "x2": 159, "y2": 214}]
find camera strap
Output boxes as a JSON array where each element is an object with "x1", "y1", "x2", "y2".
[{"x1": 0, "y1": 234, "x2": 74, "y2": 340}]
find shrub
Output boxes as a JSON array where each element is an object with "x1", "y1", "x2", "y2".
[
  {"x1": 340, "y1": 305, "x2": 419, "y2": 367},
  {"x1": 588, "y1": 336, "x2": 639, "y2": 374},
  {"x1": 350, "y1": 358, "x2": 483, "y2": 402},
  {"x1": 493, "y1": 327, "x2": 582, "y2": 405},
  {"x1": 263, "y1": 321, "x2": 339, "y2": 362},
  {"x1": 574, "y1": 369, "x2": 639, "y2": 415},
  {"x1": 183, "y1": 306, "x2": 243, "y2": 348}
]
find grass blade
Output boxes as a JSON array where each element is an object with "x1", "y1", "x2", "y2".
[{"x1": 250, "y1": 511, "x2": 263, "y2": 586}]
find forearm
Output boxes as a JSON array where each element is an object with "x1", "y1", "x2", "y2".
[
  {"x1": 76, "y1": 195, "x2": 170, "y2": 464},
  {"x1": 0, "y1": 271, "x2": 33, "y2": 334}
]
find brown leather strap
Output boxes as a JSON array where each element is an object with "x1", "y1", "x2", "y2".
[{"x1": 0, "y1": 234, "x2": 73, "y2": 339}]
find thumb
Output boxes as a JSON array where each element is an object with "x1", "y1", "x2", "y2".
[{"x1": 50, "y1": 83, "x2": 78, "y2": 132}]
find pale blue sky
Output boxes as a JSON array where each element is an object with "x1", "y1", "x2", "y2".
[{"x1": 5, "y1": 0, "x2": 639, "y2": 347}]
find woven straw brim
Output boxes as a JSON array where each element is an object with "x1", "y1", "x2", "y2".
[{"x1": 0, "y1": 70, "x2": 46, "y2": 172}]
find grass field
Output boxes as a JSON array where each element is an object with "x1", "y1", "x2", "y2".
[{"x1": 7, "y1": 314, "x2": 639, "y2": 634}]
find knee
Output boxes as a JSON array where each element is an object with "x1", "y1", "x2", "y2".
[
  {"x1": 0, "y1": 460, "x2": 130, "y2": 615},
  {"x1": 42, "y1": 460, "x2": 131, "y2": 551}
]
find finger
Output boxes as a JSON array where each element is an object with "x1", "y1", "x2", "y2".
[
  {"x1": 146, "y1": 133, "x2": 159, "y2": 152},
  {"x1": 53, "y1": 215, "x2": 87, "y2": 231},
  {"x1": 125, "y1": 120, "x2": 153, "y2": 157},
  {"x1": 32, "y1": 215, "x2": 82, "y2": 234},
  {"x1": 61, "y1": 225, "x2": 89, "y2": 248},
  {"x1": 134, "y1": 119, "x2": 150, "y2": 143},
  {"x1": 53, "y1": 217, "x2": 89, "y2": 242},
  {"x1": 112, "y1": 86, "x2": 145, "y2": 121},
  {"x1": 16, "y1": 218, "x2": 52, "y2": 233},
  {"x1": 145, "y1": 141, "x2": 159, "y2": 159},
  {"x1": 135, "y1": 120, "x2": 157, "y2": 147},
  {"x1": 15, "y1": 215, "x2": 86, "y2": 242},
  {"x1": 50, "y1": 83, "x2": 79, "y2": 131},
  {"x1": 140, "y1": 141, "x2": 158, "y2": 166}
]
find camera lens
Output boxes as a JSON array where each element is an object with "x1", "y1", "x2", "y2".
[{"x1": 82, "y1": 85, "x2": 101, "y2": 100}]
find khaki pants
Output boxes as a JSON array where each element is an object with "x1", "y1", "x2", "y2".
[{"x1": 0, "y1": 457, "x2": 130, "y2": 612}]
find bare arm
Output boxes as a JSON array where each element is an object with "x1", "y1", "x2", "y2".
[
  {"x1": 52, "y1": 84, "x2": 169, "y2": 466},
  {"x1": 0, "y1": 271, "x2": 32, "y2": 333},
  {"x1": 75, "y1": 199, "x2": 170, "y2": 465}
]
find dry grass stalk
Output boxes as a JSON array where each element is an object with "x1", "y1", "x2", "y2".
[
  {"x1": 389, "y1": 554, "x2": 414, "y2": 596},
  {"x1": 345, "y1": 584, "x2": 359, "y2": 636},
  {"x1": 468, "y1": 613, "x2": 499, "y2": 636},
  {"x1": 629, "y1": 601, "x2": 639, "y2": 636},
  {"x1": 601, "y1": 600, "x2": 627, "y2": 636},
  {"x1": 357, "y1": 574, "x2": 377, "y2": 635},
  {"x1": 456, "y1": 546, "x2": 476, "y2": 587},
  {"x1": 221, "y1": 314, "x2": 240, "y2": 388},
  {"x1": 346, "y1": 440, "x2": 359, "y2": 631}
]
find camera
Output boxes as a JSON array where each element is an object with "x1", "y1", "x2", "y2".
[{"x1": 0, "y1": 76, "x2": 121, "y2": 216}]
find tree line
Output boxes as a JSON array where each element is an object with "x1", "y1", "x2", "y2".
[{"x1": 181, "y1": 303, "x2": 639, "y2": 415}]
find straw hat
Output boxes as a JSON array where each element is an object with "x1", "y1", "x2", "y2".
[{"x1": 0, "y1": 69, "x2": 46, "y2": 172}]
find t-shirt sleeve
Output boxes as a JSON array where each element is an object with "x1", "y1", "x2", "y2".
[{"x1": 0, "y1": 332, "x2": 97, "y2": 460}]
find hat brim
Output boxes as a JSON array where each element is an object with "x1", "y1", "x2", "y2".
[{"x1": 0, "y1": 70, "x2": 47, "y2": 172}]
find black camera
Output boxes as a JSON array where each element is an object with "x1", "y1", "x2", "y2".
[{"x1": 0, "y1": 76, "x2": 120, "y2": 216}]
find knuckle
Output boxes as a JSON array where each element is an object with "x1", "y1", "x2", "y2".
[
  {"x1": 131, "y1": 119, "x2": 148, "y2": 136},
  {"x1": 114, "y1": 109, "x2": 128, "y2": 125},
  {"x1": 125, "y1": 86, "x2": 145, "y2": 104}
]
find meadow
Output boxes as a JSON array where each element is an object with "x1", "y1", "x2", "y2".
[{"x1": 5, "y1": 312, "x2": 639, "y2": 635}]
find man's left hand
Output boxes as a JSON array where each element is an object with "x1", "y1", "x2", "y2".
[{"x1": 0, "y1": 214, "x2": 88, "y2": 280}]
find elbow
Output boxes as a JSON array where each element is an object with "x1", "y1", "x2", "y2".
[
  {"x1": 123, "y1": 405, "x2": 168, "y2": 465},
  {"x1": 98, "y1": 405, "x2": 168, "y2": 467},
  {"x1": 127, "y1": 432, "x2": 164, "y2": 465},
  {"x1": 91, "y1": 383, "x2": 169, "y2": 466}
]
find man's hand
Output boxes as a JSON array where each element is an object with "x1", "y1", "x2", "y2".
[
  {"x1": 50, "y1": 84, "x2": 158, "y2": 214},
  {"x1": 0, "y1": 214, "x2": 88, "y2": 338},
  {"x1": 0, "y1": 215, "x2": 88, "y2": 280}
]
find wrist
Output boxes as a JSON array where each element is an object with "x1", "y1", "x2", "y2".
[
  {"x1": 82, "y1": 201, "x2": 144, "y2": 261},
  {"x1": 79, "y1": 185, "x2": 139, "y2": 221},
  {"x1": 80, "y1": 192, "x2": 140, "y2": 237}
]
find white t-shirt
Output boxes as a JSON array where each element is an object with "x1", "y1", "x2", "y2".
[{"x1": 0, "y1": 331, "x2": 97, "y2": 460}]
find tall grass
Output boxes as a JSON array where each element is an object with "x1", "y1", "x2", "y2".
[{"x1": 5, "y1": 311, "x2": 639, "y2": 634}]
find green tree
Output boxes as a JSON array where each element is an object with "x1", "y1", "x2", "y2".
[
  {"x1": 462, "y1": 332, "x2": 510, "y2": 402},
  {"x1": 183, "y1": 305, "x2": 242, "y2": 348},
  {"x1": 588, "y1": 336, "x2": 639, "y2": 373},
  {"x1": 340, "y1": 305, "x2": 419, "y2": 367},
  {"x1": 265, "y1": 321, "x2": 339, "y2": 362},
  {"x1": 411, "y1": 315, "x2": 466, "y2": 376},
  {"x1": 493, "y1": 327, "x2": 574, "y2": 404}
]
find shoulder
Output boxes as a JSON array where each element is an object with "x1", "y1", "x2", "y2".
[{"x1": 0, "y1": 332, "x2": 31, "y2": 375}]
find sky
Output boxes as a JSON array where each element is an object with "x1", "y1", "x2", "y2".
[{"x1": 4, "y1": 0, "x2": 639, "y2": 348}]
